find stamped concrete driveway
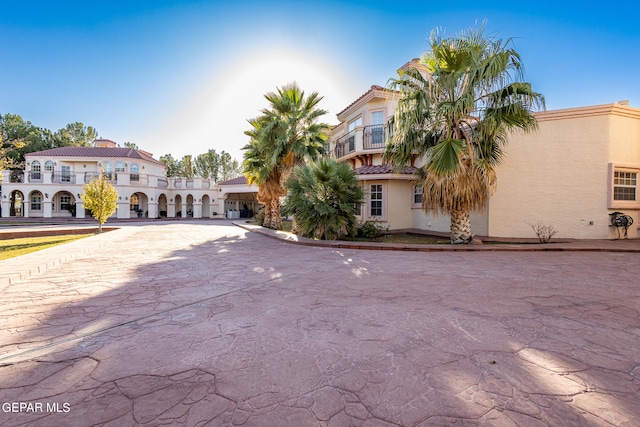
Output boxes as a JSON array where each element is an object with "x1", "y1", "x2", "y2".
[{"x1": 0, "y1": 221, "x2": 639, "y2": 426}]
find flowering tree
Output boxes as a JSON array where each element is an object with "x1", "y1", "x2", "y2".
[{"x1": 80, "y1": 173, "x2": 118, "y2": 233}]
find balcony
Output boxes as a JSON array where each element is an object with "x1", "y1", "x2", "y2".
[
  {"x1": 52, "y1": 172, "x2": 77, "y2": 184},
  {"x1": 28, "y1": 172, "x2": 43, "y2": 183},
  {"x1": 363, "y1": 125, "x2": 386, "y2": 150},
  {"x1": 334, "y1": 131, "x2": 356, "y2": 158}
]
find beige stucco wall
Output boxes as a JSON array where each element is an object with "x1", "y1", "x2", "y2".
[
  {"x1": 488, "y1": 104, "x2": 640, "y2": 239},
  {"x1": 411, "y1": 209, "x2": 489, "y2": 237}
]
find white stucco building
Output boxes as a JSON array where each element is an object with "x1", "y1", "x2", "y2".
[{"x1": 0, "y1": 139, "x2": 258, "y2": 220}]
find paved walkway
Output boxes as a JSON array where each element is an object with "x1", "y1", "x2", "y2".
[{"x1": 1, "y1": 221, "x2": 639, "y2": 425}]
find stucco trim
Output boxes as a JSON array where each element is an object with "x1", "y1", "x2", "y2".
[{"x1": 536, "y1": 103, "x2": 640, "y2": 122}]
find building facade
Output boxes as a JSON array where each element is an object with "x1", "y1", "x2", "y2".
[
  {"x1": 328, "y1": 84, "x2": 640, "y2": 239},
  {"x1": 0, "y1": 139, "x2": 258, "y2": 220}
]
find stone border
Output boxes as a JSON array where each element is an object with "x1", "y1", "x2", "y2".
[{"x1": 234, "y1": 221, "x2": 640, "y2": 253}]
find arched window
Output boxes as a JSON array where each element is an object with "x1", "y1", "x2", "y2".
[
  {"x1": 30, "y1": 160, "x2": 41, "y2": 181},
  {"x1": 115, "y1": 161, "x2": 126, "y2": 172},
  {"x1": 130, "y1": 163, "x2": 140, "y2": 182},
  {"x1": 101, "y1": 161, "x2": 112, "y2": 179},
  {"x1": 44, "y1": 160, "x2": 54, "y2": 171}
]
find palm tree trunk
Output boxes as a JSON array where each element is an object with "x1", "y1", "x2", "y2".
[
  {"x1": 262, "y1": 199, "x2": 272, "y2": 228},
  {"x1": 291, "y1": 216, "x2": 299, "y2": 235},
  {"x1": 450, "y1": 208, "x2": 472, "y2": 244},
  {"x1": 270, "y1": 197, "x2": 282, "y2": 230}
]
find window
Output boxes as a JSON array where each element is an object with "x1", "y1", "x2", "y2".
[
  {"x1": 348, "y1": 117, "x2": 362, "y2": 132},
  {"x1": 61, "y1": 165, "x2": 71, "y2": 182},
  {"x1": 115, "y1": 162, "x2": 126, "y2": 172},
  {"x1": 614, "y1": 171, "x2": 637, "y2": 201},
  {"x1": 370, "y1": 184, "x2": 383, "y2": 216},
  {"x1": 44, "y1": 160, "x2": 54, "y2": 171},
  {"x1": 130, "y1": 163, "x2": 140, "y2": 181},
  {"x1": 31, "y1": 193, "x2": 42, "y2": 211},
  {"x1": 60, "y1": 193, "x2": 72, "y2": 211},
  {"x1": 371, "y1": 111, "x2": 384, "y2": 125},
  {"x1": 30, "y1": 160, "x2": 41, "y2": 180},
  {"x1": 413, "y1": 185, "x2": 423, "y2": 204}
]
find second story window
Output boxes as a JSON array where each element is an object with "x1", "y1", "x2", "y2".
[
  {"x1": 130, "y1": 163, "x2": 140, "y2": 181},
  {"x1": 44, "y1": 160, "x2": 54, "y2": 172},
  {"x1": 413, "y1": 186, "x2": 423, "y2": 205},
  {"x1": 30, "y1": 160, "x2": 41, "y2": 180},
  {"x1": 115, "y1": 162, "x2": 126, "y2": 173},
  {"x1": 348, "y1": 117, "x2": 362, "y2": 132}
]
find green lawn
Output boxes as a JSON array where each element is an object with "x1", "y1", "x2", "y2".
[{"x1": 0, "y1": 234, "x2": 95, "y2": 260}]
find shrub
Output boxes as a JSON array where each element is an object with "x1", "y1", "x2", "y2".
[
  {"x1": 283, "y1": 159, "x2": 364, "y2": 240},
  {"x1": 529, "y1": 221, "x2": 558, "y2": 243},
  {"x1": 355, "y1": 221, "x2": 385, "y2": 239}
]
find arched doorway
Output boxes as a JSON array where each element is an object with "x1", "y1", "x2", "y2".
[
  {"x1": 186, "y1": 194, "x2": 194, "y2": 217},
  {"x1": 202, "y1": 195, "x2": 212, "y2": 218},
  {"x1": 158, "y1": 194, "x2": 168, "y2": 217},
  {"x1": 175, "y1": 194, "x2": 183, "y2": 217},
  {"x1": 10, "y1": 190, "x2": 24, "y2": 217},
  {"x1": 53, "y1": 191, "x2": 76, "y2": 217},
  {"x1": 130, "y1": 192, "x2": 149, "y2": 218}
]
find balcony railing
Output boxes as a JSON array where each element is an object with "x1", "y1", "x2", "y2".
[
  {"x1": 363, "y1": 125, "x2": 386, "y2": 149},
  {"x1": 334, "y1": 131, "x2": 356, "y2": 158},
  {"x1": 28, "y1": 172, "x2": 43, "y2": 182},
  {"x1": 158, "y1": 178, "x2": 168, "y2": 188},
  {"x1": 10, "y1": 171, "x2": 24, "y2": 183},
  {"x1": 52, "y1": 172, "x2": 77, "y2": 184}
]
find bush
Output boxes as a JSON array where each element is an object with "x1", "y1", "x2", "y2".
[
  {"x1": 283, "y1": 159, "x2": 364, "y2": 240},
  {"x1": 529, "y1": 221, "x2": 558, "y2": 243},
  {"x1": 355, "y1": 221, "x2": 385, "y2": 239}
]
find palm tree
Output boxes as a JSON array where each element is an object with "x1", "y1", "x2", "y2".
[
  {"x1": 384, "y1": 23, "x2": 545, "y2": 243},
  {"x1": 243, "y1": 83, "x2": 330, "y2": 230},
  {"x1": 283, "y1": 158, "x2": 364, "y2": 240}
]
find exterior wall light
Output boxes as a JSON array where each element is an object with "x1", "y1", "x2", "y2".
[{"x1": 44, "y1": 193, "x2": 48, "y2": 198}]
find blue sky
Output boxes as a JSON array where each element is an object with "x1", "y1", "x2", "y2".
[{"x1": 1, "y1": 1, "x2": 638, "y2": 161}]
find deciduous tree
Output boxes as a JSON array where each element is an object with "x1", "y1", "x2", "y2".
[{"x1": 80, "y1": 173, "x2": 119, "y2": 233}]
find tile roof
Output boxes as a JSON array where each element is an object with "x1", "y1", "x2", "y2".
[
  {"x1": 25, "y1": 147, "x2": 165, "y2": 166},
  {"x1": 354, "y1": 164, "x2": 416, "y2": 175},
  {"x1": 218, "y1": 176, "x2": 248, "y2": 186}
]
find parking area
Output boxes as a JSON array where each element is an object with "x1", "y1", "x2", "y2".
[{"x1": 1, "y1": 221, "x2": 639, "y2": 425}]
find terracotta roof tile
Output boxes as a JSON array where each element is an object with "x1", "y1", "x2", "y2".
[
  {"x1": 218, "y1": 176, "x2": 248, "y2": 185},
  {"x1": 26, "y1": 147, "x2": 165, "y2": 166},
  {"x1": 354, "y1": 164, "x2": 416, "y2": 175}
]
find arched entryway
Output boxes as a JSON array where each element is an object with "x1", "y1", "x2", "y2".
[
  {"x1": 174, "y1": 194, "x2": 183, "y2": 217},
  {"x1": 186, "y1": 194, "x2": 194, "y2": 217},
  {"x1": 9, "y1": 190, "x2": 24, "y2": 217},
  {"x1": 158, "y1": 194, "x2": 168, "y2": 217},
  {"x1": 52, "y1": 191, "x2": 76, "y2": 217},
  {"x1": 130, "y1": 192, "x2": 149, "y2": 218},
  {"x1": 202, "y1": 194, "x2": 212, "y2": 218}
]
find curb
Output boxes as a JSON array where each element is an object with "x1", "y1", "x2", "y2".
[
  {"x1": 233, "y1": 222, "x2": 640, "y2": 253},
  {"x1": 0, "y1": 227, "x2": 134, "y2": 290}
]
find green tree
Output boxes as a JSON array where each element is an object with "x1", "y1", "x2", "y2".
[
  {"x1": 384, "y1": 23, "x2": 545, "y2": 243},
  {"x1": 80, "y1": 173, "x2": 119, "y2": 233},
  {"x1": 283, "y1": 158, "x2": 364, "y2": 240},
  {"x1": 219, "y1": 151, "x2": 242, "y2": 180},
  {"x1": 159, "y1": 154, "x2": 180, "y2": 177},
  {"x1": 194, "y1": 149, "x2": 220, "y2": 179},
  {"x1": 122, "y1": 142, "x2": 140, "y2": 150},
  {"x1": 180, "y1": 155, "x2": 195, "y2": 178},
  {"x1": 53, "y1": 122, "x2": 98, "y2": 147},
  {"x1": 0, "y1": 114, "x2": 50, "y2": 167},
  {"x1": 243, "y1": 82, "x2": 330, "y2": 230}
]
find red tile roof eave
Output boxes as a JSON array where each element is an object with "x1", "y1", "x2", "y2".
[
  {"x1": 336, "y1": 85, "x2": 400, "y2": 120},
  {"x1": 24, "y1": 147, "x2": 166, "y2": 167}
]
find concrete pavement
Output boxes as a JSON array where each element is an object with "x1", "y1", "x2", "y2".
[{"x1": 1, "y1": 221, "x2": 639, "y2": 425}]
